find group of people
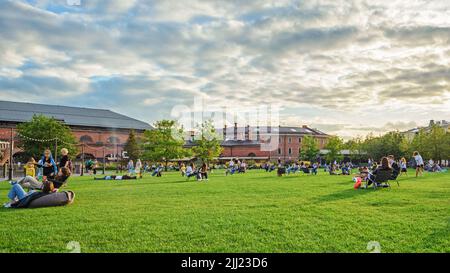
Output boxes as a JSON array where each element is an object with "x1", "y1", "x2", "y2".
[
  {"x1": 353, "y1": 151, "x2": 441, "y2": 189},
  {"x1": 225, "y1": 159, "x2": 247, "y2": 175},
  {"x1": 4, "y1": 148, "x2": 74, "y2": 208},
  {"x1": 181, "y1": 162, "x2": 209, "y2": 181},
  {"x1": 325, "y1": 162, "x2": 354, "y2": 176}
]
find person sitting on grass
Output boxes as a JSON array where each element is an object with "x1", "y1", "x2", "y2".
[
  {"x1": 24, "y1": 157, "x2": 36, "y2": 178},
  {"x1": 329, "y1": 164, "x2": 339, "y2": 175},
  {"x1": 286, "y1": 162, "x2": 299, "y2": 175},
  {"x1": 180, "y1": 163, "x2": 186, "y2": 176},
  {"x1": 198, "y1": 163, "x2": 209, "y2": 181},
  {"x1": 299, "y1": 162, "x2": 310, "y2": 174},
  {"x1": 310, "y1": 162, "x2": 318, "y2": 175},
  {"x1": 276, "y1": 160, "x2": 286, "y2": 177},
  {"x1": 39, "y1": 149, "x2": 58, "y2": 179},
  {"x1": 152, "y1": 164, "x2": 163, "y2": 177},
  {"x1": 94, "y1": 175, "x2": 137, "y2": 180},
  {"x1": 341, "y1": 164, "x2": 350, "y2": 175},
  {"x1": 238, "y1": 160, "x2": 247, "y2": 173},
  {"x1": 186, "y1": 163, "x2": 198, "y2": 180}
]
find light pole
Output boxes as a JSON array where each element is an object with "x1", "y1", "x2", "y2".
[
  {"x1": 8, "y1": 128, "x2": 13, "y2": 181},
  {"x1": 102, "y1": 146, "x2": 106, "y2": 175}
]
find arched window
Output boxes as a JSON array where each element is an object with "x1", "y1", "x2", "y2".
[
  {"x1": 80, "y1": 135, "x2": 94, "y2": 143},
  {"x1": 288, "y1": 148, "x2": 292, "y2": 155},
  {"x1": 108, "y1": 136, "x2": 120, "y2": 144},
  {"x1": 248, "y1": 153, "x2": 256, "y2": 157}
]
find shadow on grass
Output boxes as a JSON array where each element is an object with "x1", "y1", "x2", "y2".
[{"x1": 313, "y1": 188, "x2": 376, "y2": 204}]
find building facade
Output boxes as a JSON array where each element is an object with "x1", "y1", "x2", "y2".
[
  {"x1": 186, "y1": 123, "x2": 330, "y2": 162},
  {"x1": 0, "y1": 101, "x2": 151, "y2": 163}
]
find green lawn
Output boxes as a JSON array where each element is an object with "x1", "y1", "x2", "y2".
[{"x1": 0, "y1": 169, "x2": 449, "y2": 253}]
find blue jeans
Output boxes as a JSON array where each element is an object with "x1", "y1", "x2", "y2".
[{"x1": 8, "y1": 184, "x2": 29, "y2": 201}]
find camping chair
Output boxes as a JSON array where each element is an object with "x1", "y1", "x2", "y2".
[
  {"x1": 366, "y1": 169, "x2": 393, "y2": 190},
  {"x1": 390, "y1": 170, "x2": 400, "y2": 187}
]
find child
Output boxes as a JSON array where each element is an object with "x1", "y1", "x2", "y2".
[
  {"x1": 400, "y1": 157, "x2": 408, "y2": 176},
  {"x1": 180, "y1": 163, "x2": 186, "y2": 177},
  {"x1": 25, "y1": 158, "x2": 36, "y2": 178},
  {"x1": 59, "y1": 148, "x2": 70, "y2": 169},
  {"x1": 413, "y1": 151, "x2": 424, "y2": 177}
]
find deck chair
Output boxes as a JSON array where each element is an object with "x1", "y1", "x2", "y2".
[{"x1": 367, "y1": 169, "x2": 393, "y2": 189}]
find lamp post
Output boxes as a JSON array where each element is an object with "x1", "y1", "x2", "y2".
[
  {"x1": 80, "y1": 144, "x2": 85, "y2": 176},
  {"x1": 102, "y1": 146, "x2": 106, "y2": 175},
  {"x1": 8, "y1": 128, "x2": 13, "y2": 181}
]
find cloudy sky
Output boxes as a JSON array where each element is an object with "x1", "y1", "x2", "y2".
[{"x1": 0, "y1": 0, "x2": 449, "y2": 139}]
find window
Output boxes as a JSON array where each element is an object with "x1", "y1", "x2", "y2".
[
  {"x1": 279, "y1": 137, "x2": 282, "y2": 143},
  {"x1": 248, "y1": 153, "x2": 256, "y2": 157},
  {"x1": 108, "y1": 136, "x2": 120, "y2": 144},
  {"x1": 79, "y1": 135, "x2": 93, "y2": 143},
  {"x1": 278, "y1": 148, "x2": 282, "y2": 155},
  {"x1": 288, "y1": 137, "x2": 291, "y2": 143},
  {"x1": 288, "y1": 148, "x2": 292, "y2": 155},
  {"x1": 299, "y1": 137, "x2": 302, "y2": 143}
]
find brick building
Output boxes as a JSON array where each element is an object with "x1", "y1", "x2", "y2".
[
  {"x1": 186, "y1": 123, "x2": 330, "y2": 162},
  {"x1": 0, "y1": 100, "x2": 151, "y2": 163}
]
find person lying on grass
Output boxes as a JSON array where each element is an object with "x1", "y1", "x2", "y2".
[
  {"x1": 94, "y1": 175, "x2": 137, "y2": 180},
  {"x1": 3, "y1": 180, "x2": 75, "y2": 208},
  {"x1": 16, "y1": 167, "x2": 71, "y2": 192}
]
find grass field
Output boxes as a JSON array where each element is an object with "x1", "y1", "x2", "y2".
[{"x1": 0, "y1": 169, "x2": 449, "y2": 253}]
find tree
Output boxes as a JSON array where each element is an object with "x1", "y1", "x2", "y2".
[
  {"x1": 324, "y1": 136, "x2": 343, "y2": 163},
  {"x1": 299, "y1": 135, "x2": 319, "y2": 162},
  {"x1": 425, "y1": 124, "x2": 449, "y2": 162},
  {"x1": 141, "y1": 120, "x2": 188, "y2": 169},
  {"x1": 192, "y1": 120, "x2": 223, "y2": 164},
  {"x1": 123, "y1": 130, "x2": 141, "y2": 162},
  {"x1": 17, "y1": 115, "x2": 78, "y2": 159}
]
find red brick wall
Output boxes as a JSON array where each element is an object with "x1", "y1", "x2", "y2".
[{"x1": 0, "y1": 125, "x2": 143, "y2": 159}]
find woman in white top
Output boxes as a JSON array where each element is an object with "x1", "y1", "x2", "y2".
[
  {"x1": 413, "y1": 151, "x2": 424, "y2": 177},
  {"x1": 135, "y1": 159, "x2": 142, "y2": 178}
]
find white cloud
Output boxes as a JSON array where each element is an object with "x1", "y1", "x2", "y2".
[{"x1": 0, "y1": 0, "x2": 449, "y2": 137}]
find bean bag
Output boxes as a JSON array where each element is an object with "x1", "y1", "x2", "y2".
[{"x1": 27, "y1": 191, "x2": 75, "y2": 208}]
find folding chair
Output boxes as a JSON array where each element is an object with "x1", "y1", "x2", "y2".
[{"x1": 366, "y1": 169, "x2": 393, "y2": 190}]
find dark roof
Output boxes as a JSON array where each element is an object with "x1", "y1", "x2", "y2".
[
  {"x1": 216, "y1": 125, "x2": 328, "y2": 136},
  {"x1": 0, "y1": 100, "x2": 151, "y2": 131}
]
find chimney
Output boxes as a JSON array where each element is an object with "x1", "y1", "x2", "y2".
[
  {"x1": 245, "y1": 125, "x2": 250, "y2": 141},
  {"x1": 223, "y1": 124, "x2": 227, "y2": 140},
  {"x1": 429, "y1": 120, "x2": 435, "y2": 127},
  {"x1": 256, "y1": 126, "x2": 260, "y2": 141},
  {"x1": 234, "y1": 122, "x2": 238, "y2": 140},
  {"x1": 302, "y1": 125, "x2": 308, "y2": 128}
]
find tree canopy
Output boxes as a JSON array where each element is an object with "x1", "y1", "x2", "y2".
[
  {"x1": 141, "y1": 120, "x2": 188, "y2": 167},
  {"x1": 16, "y1": 115, "x2": 78, "y2": 159},
  {"x1": 192, "y1": 120, "x2": 223, "y2": 164}
]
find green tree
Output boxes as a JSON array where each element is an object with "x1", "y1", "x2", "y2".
[
  {"x1": 142, "y1": 120, "x2": 188, "y2": 169},
  {"x1": 123, "y1": 130, "x2": 141, "y2": 162},
  {"x1": 17, "y1": 115, "x2": 78, "y2": 159},
  {"x1": 192, "y1": 120, "x2": 223, "y2": 164},
  {"x1": 423, "y1": 124, "x2": 449, "y2": 162},
  {"x1": 299, "y1": 135, "x2": 319, "y2": 161},
  {"x1": 324, "y1": 136, "x2": 343, "y2": 163}
]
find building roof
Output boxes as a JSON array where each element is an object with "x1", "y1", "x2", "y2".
[
  {"x1": 0, "y1": 100, "x2": 152, "y2": 131},
  {"x1": 216, "y1": 125, "x2": 328, "y2": 136}
]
